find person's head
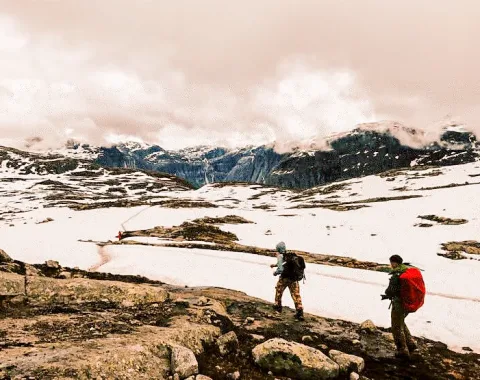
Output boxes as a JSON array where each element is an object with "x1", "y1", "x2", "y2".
[
  {"x1": 389, "y1": 254, "x2": 403, "y2": 268},
  {"x1": 276, "y1": 241, "x2": 286, "y2": 254}
]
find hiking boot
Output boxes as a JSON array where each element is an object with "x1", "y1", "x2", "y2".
[
  {"x1": 294, "y1": 309, "x2": 305, "y2": 321},
  {"x1": 408, "y1": 342, "x2": 418, "y2": 352},
  {"x1": 273, "y1": 304, "x2": 282, "y2": 313}
]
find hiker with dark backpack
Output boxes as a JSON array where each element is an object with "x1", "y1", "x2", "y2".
[
  {"x1": 381, "y1": 255, "x2": 426, "y2": 360},
  {"x1": 272, "y1": 242, "x2": 306, "y2": 321}
]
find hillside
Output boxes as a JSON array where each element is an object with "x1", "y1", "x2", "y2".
[
  {"x1": 0, "y1": 145, "x2": 193, "y2": 218},
  {"x1": 1, "y1": 145, "x2": 480, "y2": 354},
  {"x1": 1, "y1": 143, "x2": 480, "y2": 379},
  {"x1": 1, "y1": 255, "x2": 479, "y2": 380}
]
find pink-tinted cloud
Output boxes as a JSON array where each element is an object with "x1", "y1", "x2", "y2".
[{"x1": 0, "y1": 1, "x2": 478, "y2": 150}]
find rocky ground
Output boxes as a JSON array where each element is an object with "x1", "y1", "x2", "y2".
[{"x1": 1, "y1": 250, "x2": 479, "y2": 380}]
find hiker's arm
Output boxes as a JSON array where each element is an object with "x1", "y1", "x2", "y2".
[{"x1": 384, "y1": 275, "x2": 400, "y2": 298}]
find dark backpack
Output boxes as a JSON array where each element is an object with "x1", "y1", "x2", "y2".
[{"x1": 289, "y1": 254, "x2": 306, "y2": 282}]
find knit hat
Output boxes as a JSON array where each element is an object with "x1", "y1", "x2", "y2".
[
  {"x1": 389, "y1": 255, "x2": 403, "y2": 264},
  {"x1": 276, "y1": 241, "x2": 286, "y2": 253}
]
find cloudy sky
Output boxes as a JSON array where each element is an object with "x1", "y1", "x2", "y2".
[{"x1": 0, "y1": 0, "x2": 478, "y2": 150}]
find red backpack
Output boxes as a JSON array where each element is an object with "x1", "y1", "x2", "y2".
[{"x1": 399, "y1": 267, "x2": 426, "y2": 312}]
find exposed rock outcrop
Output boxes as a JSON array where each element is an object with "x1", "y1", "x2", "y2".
[{"x1": 252, "y1": 338, "x2": 340, "y2": 379}]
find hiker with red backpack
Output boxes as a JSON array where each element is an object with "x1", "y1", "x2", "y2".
[
  {"x1": 381, "y1": 255, "x2": 426, "y2": 360},
  {"x1": 272, "y1": 242, "x2": 306, "y2": 321}
]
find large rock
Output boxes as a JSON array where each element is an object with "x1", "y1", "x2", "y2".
[
  {"x1": 171, "y1": 345, "x2": 199, "y2": 379},
  {"x1": 0, "y1": 249, "x2": 12, "y2": 263},
  {"x1": 45, "y1": 260, "x2": 60, "y2": 269},
  {"x1": 252, "y1": 338, "x2": 339, "y2": 379},
  {"x1": 216, "y1": 331, "x2": 239, "y2": 356},
  {"x1": 0, "y1": 272, "x2": 169, "y2": 305},
  {"x1": 329, "y1": 350, "x2": 365, "y2": 374},
  {"x1": 360, "y1": 320, "x2": 376, "y2": 333}
]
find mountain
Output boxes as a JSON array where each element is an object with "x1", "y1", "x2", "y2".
[
  {"x1": 266, "y1": 122, "x2": 479, "y2": 188},
  {"x1": 47, "y1": 121, "x2": 480, "y2": 189},
  {"x1": 96, "y1": 144, "x2": 284, "y2": 188},
  {"x1": 0, "y1": 145, "x2": 193, "y2": 215}
]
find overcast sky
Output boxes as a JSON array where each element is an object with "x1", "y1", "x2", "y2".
[{"x1": 0, "y1": 0, "x2": 478, "y2": 150}]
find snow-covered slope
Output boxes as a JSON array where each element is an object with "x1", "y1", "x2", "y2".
[
  {"x1": 0, "y1": 146, "x2": 192, "y2": 220},
  {"x1": 2, "y1": 145, "x2": 480, "y2": 354}
]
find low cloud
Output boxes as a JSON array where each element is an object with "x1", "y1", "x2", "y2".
[{"x1": 0, "y1": 1, "x2": 478, "y2": 151}]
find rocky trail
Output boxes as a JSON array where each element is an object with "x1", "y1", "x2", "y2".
[{"x1": 1, "y1": 251, "x2": 479, "y2": 380}]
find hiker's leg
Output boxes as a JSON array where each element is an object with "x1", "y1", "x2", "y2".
[
  {"x1": 391, "y1": 303, "x2": 409, "y2": 355},
  {"x1": 287, "y1": 280, "x2": 303, "y2": 310},
  {"x1": 275, "y1": 278, "x2": 288, "y2": 306},
  {"x1": 403, "y1": 312, "x2": 416, "y2": 349}
]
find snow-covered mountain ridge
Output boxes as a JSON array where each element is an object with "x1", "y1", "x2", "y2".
[{"x1": 22, "y1": 121, "x2": 480, "y2": 189}]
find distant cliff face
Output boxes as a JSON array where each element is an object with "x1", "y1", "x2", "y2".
[
  {"x1": 266, "y1": 129, "x2": 479, "y2": 188},
  {"x1": 92, "y1": 127, "x2": 479, "y2": 189},
  {"x1": 96, "y1": 145, "x2": 284, "y2": 188}
]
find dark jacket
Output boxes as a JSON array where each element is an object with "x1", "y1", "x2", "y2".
[{"x1": 384, "y1": 264, "x2": 409, "y2": 300}]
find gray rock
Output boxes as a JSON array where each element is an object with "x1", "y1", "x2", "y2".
[
  {"x1": 58, "y1": 271, "x2": 72, "y2": 279},
  {"x1": 170, "y1": 346, "x2": 199, "y2": 379},
  {"x1": 252, "y1": 338, "x2": 339, "y2": 379},
  {"x1": 25, "y1": 264, "x2": 40, "y2": 276},
  {"x1": 302, "y1": 336, "x2": 314, "y2": 344},
  {"x1": 250, "y1": 334, "x2": 265, "y2": 342},
  {"x1": 0, "y1": 249, "x2": 12, "y2": 263},
  {"x1": 360, "y1": 320, "x2": 376, "y2": 333},
  {"x1": 227, "y1": 371, "x2": 240, "y2": 380},
  {"x1": 45, "y1": 260, "x2": 60, "y2": 269},
  {"x1": 196, "y1": 296, "x2": 211, "y2": 306},
  {"x1": 216, "y1": 331, "x2": 239, "y2": 356},
  {"x1": 121, "y1": 300, "x2": 135, "y2": 307},
  {"x1": 329, "y1": 350, "x2": 365, "y2": 374}
]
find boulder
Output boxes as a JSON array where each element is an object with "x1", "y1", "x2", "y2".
[
  {"x1": 196, "y1": 376, "x2": 213, "y2": 380},
  {"x1": 360, "y1": 320, "x2": 376, "y2": 333},
  {"x1": 45, "y1": 260, "x2": 60, "y2": 269},
  {"x1": 171, "y1": 345, "x2": 199, "y2": 379},
  {"x1": 0, "y1": 249, "x2": 12, "y2": 263},
  {"x1": 58, "y1": 271, "x2": 72, "y2": 279},
  {"x1": 25, "y1": 264, "x2": 40, "y2": 276},
  {"x1": 250, "y1": 334, "x2": 265, "y2": 342},
  {"x1": 350, "y1": 373, "x2": 360, "y2": 380},
  {"x1": 252, "y1": 338, "x2": 339, "y2": 379},
  {"x1": 329, "y1": 350, "x2": 365, "y2": 374},
  {"x1": 227, "y1": 371, "x2": 240, "y2": 380},
  {"x1": 195, "y1": 296, "x2": 211, "y2": 306},
  {"x1": 216, "y1": 331, "x2": 239, "y2": 356},
  {"x1": 302, "y1": 335, "x2": 314, "y2": 344}
]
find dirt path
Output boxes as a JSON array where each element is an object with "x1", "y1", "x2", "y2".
[{"x1": 87, "y1": 244, "x2": 112, "y2": 272}]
